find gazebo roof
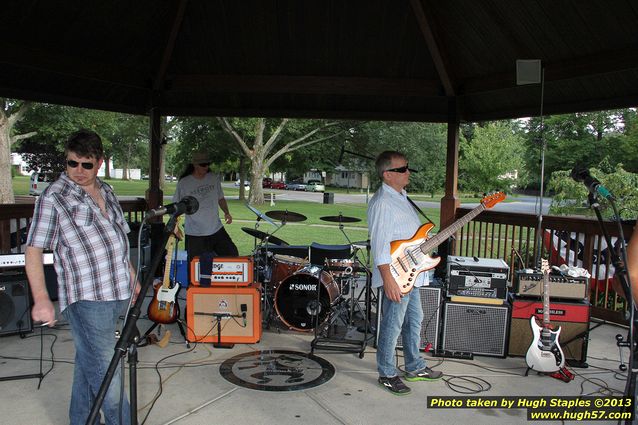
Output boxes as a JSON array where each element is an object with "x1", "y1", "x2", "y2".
[{"x1": 1, "y1": 1, "x2": 637, "y2": 121}]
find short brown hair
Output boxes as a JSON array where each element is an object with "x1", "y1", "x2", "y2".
[
  {"x1": 375, "y1": 150, "x2": 406, "y2": 180},
  {"x1": 64, "y1": 129, "x2": 104, "y2": 160}
]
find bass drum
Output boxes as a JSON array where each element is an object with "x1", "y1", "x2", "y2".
[{"x1": 274, "y1": 265, "x2": 339, "y2": 332}]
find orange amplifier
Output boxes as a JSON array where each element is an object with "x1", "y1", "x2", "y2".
[
  {"x1": 190, "y1": 256, "x2": 254, "y2": 286},
  {"x1": 186, "y1": 283, "x2": 262, "y2": 344}
]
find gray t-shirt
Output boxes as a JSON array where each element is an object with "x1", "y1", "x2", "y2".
[{"x1": 173, "y1": 172, "x2": 224, "y2": 236}]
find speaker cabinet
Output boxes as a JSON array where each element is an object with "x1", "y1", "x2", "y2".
[
  {"x1": 396, "y1": 286, "x2": 443, "y2": 350},
  {"x1": 0, "y1": 272, "x2": 32, "y2": 335},
  {"x1": 442, "y1": 301, "x2": 510, "y2": 357},
  {"x1": 508, "y1": 298, "x2": 590, "y2": 363},
  {"x1": 186, "y1": 284, "x2": 262, "y2": 344}
]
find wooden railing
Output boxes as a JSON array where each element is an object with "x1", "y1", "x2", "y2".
[
  {"x1": 0, "y1": 198, "x2": 148, "y2": 254},
  {"x1": 453, "y1": 208, "x2": 634, "y2": 324}
]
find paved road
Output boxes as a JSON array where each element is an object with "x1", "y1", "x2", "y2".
[{"x1": 230, "y1": 186, "x2": 551, "y2": 215}]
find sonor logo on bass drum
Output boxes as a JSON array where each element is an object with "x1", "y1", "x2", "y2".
[{"x1": 290, "y1": 283, "x2": 317, "y2": 291}]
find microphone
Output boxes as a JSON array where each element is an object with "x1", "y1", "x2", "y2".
[
  {"x1": 570, "y1": 166, "x2": 614, "y2": 200},
  {"x1": 145, "y1": 196, "x2": 199, "y2": 218},
  {"x1": 241, "y1": 304, "x2": 247, "y2": 326}
]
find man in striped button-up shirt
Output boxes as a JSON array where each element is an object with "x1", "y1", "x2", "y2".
[
  {"x1": 368, "y1": 150, "x2": 443, "y2": 396},
  {"x1": 26, "y1": 129, "x2": 139, "y2": 425}
]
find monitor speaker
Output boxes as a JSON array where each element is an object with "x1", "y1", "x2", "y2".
[
  {"x1": 396, "y1": 286, "x2": 443, "y2": 350},
  {"x1": 441, "y1": 300, "x2": 510, "y2": 357},
  {"x1": 0, "y1": 272, "x2": 32, "y2": 336}
]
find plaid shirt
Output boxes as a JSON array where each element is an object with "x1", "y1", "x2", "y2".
[{"x1": 26, "y1": 173, "x2": 132, "y2": 312}]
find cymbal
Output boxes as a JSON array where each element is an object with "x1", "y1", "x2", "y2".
[
  {"x1": 320, "y1": 215, "x2": 361, "y2": 223},
  {"x1": 265, "y1": 210, "x2": 307, "y2": 222},
  {"x1": 241, "y1": 227, "x2": 289, "y2": 246}
]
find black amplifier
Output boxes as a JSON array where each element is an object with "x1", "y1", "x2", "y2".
[
  {"x1": 447, "y1": 256, "x2": 509, "y2": 299},
  {"x1": 514, "y1": 271, "x2": 588, "y2": 300}
]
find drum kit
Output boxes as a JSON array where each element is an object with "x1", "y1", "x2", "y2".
[{"x1": 241, "y1": 204, "x2": 373, "y2": 355}]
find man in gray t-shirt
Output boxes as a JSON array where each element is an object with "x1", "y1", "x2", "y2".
[{"x1": 173, "y1": 151, "x2": 238, "y2": 264}]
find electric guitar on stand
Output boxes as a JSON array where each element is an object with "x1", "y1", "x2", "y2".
[
  {"x1": 525, "y1": 259, "x2": 565, "y2": 373},
  {"x1": 389, "y1": 192, "x2": 505, "y2": 294},
  {"x1": 147, "y1": 220, "x2": 183, "y2": 325}
]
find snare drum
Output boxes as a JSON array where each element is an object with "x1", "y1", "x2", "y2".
[{"x1": 324, "y1": 258, "x2": 356, "y2": 276}]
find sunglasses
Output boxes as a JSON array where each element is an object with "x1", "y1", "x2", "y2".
[
  {"x1": 197, "y1": 162, "x2": 210, "y2": 167},
  {"x1": 66, "y1": 159, "x2": 95, "y2": 170},
  {"x1": 385, "y1": 164, "x2": 417, "y2": 173}
]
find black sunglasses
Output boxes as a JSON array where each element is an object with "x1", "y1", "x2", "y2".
[
  {"x1": 67, "y1": 159, "x2": 95, "y2": 170},
  {"x1": 385, "y1": 164, "x2": 417, "y2": 173},
  {"x1": 198, "y1": 162, "x2": 210, "y2": 167}
]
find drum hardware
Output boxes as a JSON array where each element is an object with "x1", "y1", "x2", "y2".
[
  {"x1": 245, "y1": 202, "x2": 278, "y2": 227},
  {"x1": 265, "y1": 210, "x2": 307, "y2": 223}
]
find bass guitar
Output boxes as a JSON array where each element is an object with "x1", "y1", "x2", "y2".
[
  {"x1": 389, "y1": 192, "x2": 505, "y2": 294},
  {"x1": 147, "y1": 223, "x2": 182, "y2": 324},
  {"x1": 525, "y1": 259, "x2": 565, "y2": 373}
]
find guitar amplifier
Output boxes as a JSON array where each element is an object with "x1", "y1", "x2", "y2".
[
  {"x1": 508, "y1": 297, "x2": 590, "y2": 363},
  {"x1": 190, "y1": 256, "x2": 254, "y2": 286},
  {"x1": 186, "y1": 283, "x2": 262, "y2": 344},
  {"x1": 515, "y1": 271, "x2": 588, "y2": 300},
  {"x1": 447, "y1": 256, "x2": 509, "y2": 299},
  {"x1": 441, "y1": 300, "x2": 510, "y2": 357}
]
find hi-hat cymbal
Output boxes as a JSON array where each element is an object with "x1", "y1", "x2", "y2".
[
  {"x1": 241, "y1": 227, "x2": 289, "y2": 246},
  {"x1": 265, "y1": 210, "x2": 307, "y2": 222},
  {"x1": 319, "y1": 215, "x2": 361, "y2": 223}
]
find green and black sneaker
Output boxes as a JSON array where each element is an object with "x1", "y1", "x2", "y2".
[
  {"x1": 378, "y1": 376, "x2": 411, "y2": 395},
  {"x1": 404, "y1": 367, "x2": 443, "y2": 382}
]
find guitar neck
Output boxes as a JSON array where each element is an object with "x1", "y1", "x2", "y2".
[
  {"x1": 162, "y1": 237, "x2": 176, "y2": 289},
  {"x1": 543, "y1": 270, "x2": 551, "y2": 327},
  {"x1": 420, "y1": 203, "x2": 486, "y2": 253}
]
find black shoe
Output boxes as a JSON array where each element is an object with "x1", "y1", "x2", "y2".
[
  {"x1": 405, "y1": 366, "x2": 443, "y2": 381},
  {"x1": 378, "y1": 376, "x2": 411, "y2": 395}
]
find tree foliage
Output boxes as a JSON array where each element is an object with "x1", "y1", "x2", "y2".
[{"x1": 459, "y1": 121, "x2": 525, "y2": 193}]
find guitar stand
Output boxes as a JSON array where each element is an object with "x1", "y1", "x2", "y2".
[
  {"x1": 139, "y1": 320, "x2": 189, "y2": 348},
  {"x1": 524, "y1": 366, "x2": 574, "y2": 383}
]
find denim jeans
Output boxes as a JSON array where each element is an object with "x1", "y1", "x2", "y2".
[
  {"x1": 62, "y1": 300, "x2": 131, "y2": 425},
  {"x1": 377, "y1": 287, "x2": 426, "y2": 377}
]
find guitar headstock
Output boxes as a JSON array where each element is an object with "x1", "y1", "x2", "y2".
[
  {"x1": 480, "y1": 192, "x2": 506, "y2": 209},
  {"x1": 540, "y1": 259, "x2": 550, "y2": 275}
]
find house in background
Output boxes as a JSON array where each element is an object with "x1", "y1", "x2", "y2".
[{"x1": 326, "y1": 165, "x2": 369, "y2": 189}]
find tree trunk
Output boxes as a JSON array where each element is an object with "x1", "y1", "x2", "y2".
[{"x1": 0, "y1": 125, "x2": 14, "y2": 204}]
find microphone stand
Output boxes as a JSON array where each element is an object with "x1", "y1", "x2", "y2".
[
  {"x1": 586, "y1": 192, "x2": 636, "y2": 424},
  {"x1": 86, "y1": 213, "x2": 180, "y2": 425}
]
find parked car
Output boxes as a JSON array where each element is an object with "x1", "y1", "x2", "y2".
[
  {"x1": 286, "y1": 180, "x2": 306, "y2": 191},
  {"x1": 306, "y1": 180, "x2": 325, "y2": 192},
  {"x1": 29, "y1": 172, "x2": 59, "y2": 196},
  {"x1": 164, "y1": 175, "x2": 177, "y2": 182},
  {"x1": 270, "y1": 181, "x2": 286, "y2": 190},
  {"x1": 235, "y1": 179, "x2": 250, "y2": 189}
]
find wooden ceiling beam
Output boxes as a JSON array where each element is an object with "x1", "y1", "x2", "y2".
[
  {"x1": 152, "y1": 0, "x2": 188, "y2": 91},
  {"x1": 170, "y1": 75, "x2": 441, "y2": 97},
  {"x1": 410, "y1": 0, "x2": 455, "y2": 96}
]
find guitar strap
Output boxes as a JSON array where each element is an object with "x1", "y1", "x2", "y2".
[{"x1": 406, "y1": 196, "x2": 435, "y2": 225}]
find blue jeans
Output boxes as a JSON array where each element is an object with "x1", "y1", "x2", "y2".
[
  {"x1": 62, "y1": 300, "x2": 131, "y2": 425},
  {"x1": 377, "y1": 287, "x2": 426, "y2": 377}
]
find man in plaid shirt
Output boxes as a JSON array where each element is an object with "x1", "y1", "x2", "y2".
[{"x1": 26, "y1": 129, "x2": 140, "y2": 425}]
